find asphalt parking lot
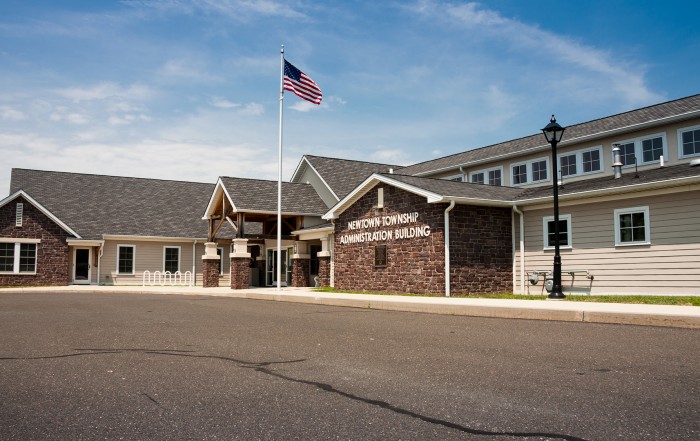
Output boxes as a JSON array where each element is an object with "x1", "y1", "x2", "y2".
[{"x1": 1, "y1": 292, "x2": 698, "y2": 440}]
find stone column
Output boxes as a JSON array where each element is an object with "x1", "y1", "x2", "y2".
[
  {"x1": 201, "y1": 242, "x2": 220, "y2": 288},
  {"x1": 291, "y1": 241, "x2": 310, "y2": 287},
  {"x1": 317, "y1": 235, "x2": 332, "y2": 287},
  {"x1": 230, "y1": 238, "x2": 251, "y2": 289}
]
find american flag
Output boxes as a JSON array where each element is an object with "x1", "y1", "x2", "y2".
[{"x1": 283, "y1": 60, "x2": 323, "y2": 105}]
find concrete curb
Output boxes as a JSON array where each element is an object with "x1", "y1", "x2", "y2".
[{"x1": 2, "y1": 287, "x2": 699, "y2": 329}]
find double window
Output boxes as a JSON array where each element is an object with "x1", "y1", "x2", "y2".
[
  {"x1": 542, "y1": 215, "x2": 572, "y2": 249},
  {"x1": 558, "y1": 146, "x2": 603, "y2": 178},
  {"x1": 614, "y1": 206, "x2": 650, "y2": 246},
  {"x1": 613, "y1": 134, "x2": 667, "y2": 167},
  {"x1": 510, "y1": 157, "x2": 549, "y2": 186},
  {"x1": 0, "y1": 241, "x2": 38, "y2": 274},
  {"x1": 469, "y1": 166, "x2": 503, "y2": 186},
  {"x1": 678, "y1": 124, "x2": 700, "y2": 158},
  {"x1": 117, "y1": 245, "x2": 135, "y2": 274}
]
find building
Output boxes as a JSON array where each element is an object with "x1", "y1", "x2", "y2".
[{"x1": 2, "y1": 94, "x2": 700, "y2": 295}]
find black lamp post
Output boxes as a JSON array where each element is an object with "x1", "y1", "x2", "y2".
[{"x1": 542, "y1": 115, "x2": 566, "y2": 299}]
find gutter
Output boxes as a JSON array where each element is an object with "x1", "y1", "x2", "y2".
[{"x1": 444, "y1": 200, "x2": 456, "y2": 297}]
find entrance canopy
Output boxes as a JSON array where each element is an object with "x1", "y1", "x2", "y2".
[{"x1": 202, "y1": 176, "x2": 328, "y2": 242}]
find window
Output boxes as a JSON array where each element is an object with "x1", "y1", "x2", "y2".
[
  {"x1": 117, "y1": 245, "x2": 135, "y2": 274},
  {"x1": 560, "y1": 154, "x2": 577, "y2": 177},
  {"x1": 613, "y1": 134, "x2": 667, "y2": 167},
  {"x1": 582, "y1": 149, "x2": 601, "y2": 173},
  {"x1": 0, "y1": 243, "x2": 14, "y2": 272},
  {"x1": 531, "y1": 160, "x2": 548, "y2": 182},
  {"x1": 16, "y1": 203, "x2": 23, "y2": 227},
  {"x1": 510, "y1": 158, "x2": 549, "y2": 186},
  {"x1": 0, "y1": 241, "x2": 38, "y2": 274},
  {"x1": 217, "y1": 247, "x2": 224, "y2": 275},
  {"x1": 679, "y1": 125, "x2": 700, "y2": 158},
  {"x1": 442, "y1": 174, "x2": 463, "y2": 182},
  {"x1": 164, "y1": 246, "x2": 180, "y2": 273},
  {"x1": 512, "y1": 164, "x2": 527, "y2": 185},
  {"x1": 374, "y1": 244, "x2": 387, "y2": 267},
  {"x1": 542, "y1": 215, "x2": 572, "y2": 249},
  {"x1": 469, "y1": 166, "x2": 502, "y2": 186},
  {"x1": 559, "y1": 146, "x2": 603, "y2": 178},
  {"x1": 488, "y1": 169, "x2": 502, "y2": 186},
  {"x1": 614, "y1": 207, "x2": 650, "y2": 246}
]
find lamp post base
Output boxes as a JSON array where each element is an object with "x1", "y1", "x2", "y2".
[{"x1": 547, "y1": 290, "x2": 566, "y2": 300}]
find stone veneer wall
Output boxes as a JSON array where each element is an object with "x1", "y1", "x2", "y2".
[
  {"x1": 449, "y1": 205, "x2": 513, "y2": 295},
  {"x1": 333, "y1": 184, "x2": 513, "y2": 295},
  {"x1": 230, "y1": 257, "x2": 250, "y2": 289},
  {"x1": 0, "y1": 196, "x2": 71, "y2": 286},
  {"x1": 202, "y1": 258, "x2": 219, "y2": 287},
  {"x1": 317, "y1": 256, "x2": 331, "y2": 287},
  {"x1": 333, "y1": 185, "x2": 446, "y2": 294},
  {"x1": 291, "y1": 258, "x2": 310, "y2": 287}
]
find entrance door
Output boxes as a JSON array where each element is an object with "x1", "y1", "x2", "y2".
[
  {"x1": 266, "y1": 248, "x2": 291, "y2": 286},
  {"x1": 73, "y1": 248, "x2": 92, "y2": 284}
]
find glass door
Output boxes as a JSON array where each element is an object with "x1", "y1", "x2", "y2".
[{"x1": 266, "y1": 248, "x2": 289, "y2": 286}]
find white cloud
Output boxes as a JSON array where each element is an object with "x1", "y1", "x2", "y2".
[
  {"x1": 289, "y1": 101, "x2": 319, "y2": 112},
  {"x1": 54, "y1": 82, "x2": 152, "y2": 102},
  {"x1": 49, "y1": 108, "x2": 90, "y2": 124},
  {"x1": 0, "y1": 106, "x2": 27, "y2": 121},
  {"x1": 240, "y1": 102, "x2": 265, "y2": 116},
  {"x1": 159, "y1": 59, "x2": 221, "y2": 83},
  {"x1": 108, "y1": 114, "x2": 152, "y2": 125},
  {"x1": 209, "y1": 97, "x2": 241, "y2": 109}
]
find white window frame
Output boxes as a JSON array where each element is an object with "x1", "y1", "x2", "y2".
[
  {"x1": 558, "y1": 146, "x2": 604, "y2": 178},
  {"x1": 612, "y1": 133, "x2": 667, "y2": 167},
  {"x1": 678, "y1": 124, "x2": 700, "y2": 159},
  {"x1": 163, "y1": 246, "x2": 181, "y2": 273},
  {"x1": 0, "y1": 239, "x2": 40, "y2": 275},
  {"x1": 117, "y1": 244, "x2": 136, "y2": 275},
  {"x1": 469, "y1": 166, "x2": 503, "y2": 186},
  {"x1": 614, "y1": 206, "x2": 651, "y2": 246},
  {"x1": 510, "y1": 157, "x2": 550, "y2": 186},
  {"x1": 542, "y1": 214, "x2": 572, "y2": 250}
]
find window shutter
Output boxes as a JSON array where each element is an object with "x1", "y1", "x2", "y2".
[{"x1": 16, "y1": 203, "x2": 23, "y2": 227}]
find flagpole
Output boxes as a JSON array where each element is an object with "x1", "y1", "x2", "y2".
[{"x1": 277, "y1": 45, "x2": 284, "y2": 291}]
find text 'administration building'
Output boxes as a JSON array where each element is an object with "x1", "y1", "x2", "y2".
[{"x1": 2, "y1": 94, "x2": 700, "y2": 295}]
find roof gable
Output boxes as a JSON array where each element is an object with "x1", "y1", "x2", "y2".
[
  {"x1": 0, "y1": 190, "x2": 80, "y2": 238},
  {"x1": 301, "y1": 155, "x2": 401, "y2": 200}
]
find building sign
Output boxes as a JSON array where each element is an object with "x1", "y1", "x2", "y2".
[{"x1": 339, "y1": 211, "x2": 431, "y2": 244}]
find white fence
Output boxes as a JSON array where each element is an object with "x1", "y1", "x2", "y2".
[{"x1": 142, "y1": 270, "x2": 194, "y2": 287}]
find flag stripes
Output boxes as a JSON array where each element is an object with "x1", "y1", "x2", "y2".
[{"x1": 283, "y1": 60, "x2": 323, "y2": 105}]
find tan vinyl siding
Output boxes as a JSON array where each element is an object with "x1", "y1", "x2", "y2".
[
  {"x1": 515, "y1": 190, "x2": 700, "y2": 295},
  {"x1": 99, "y1": 239, "x2": 231, "y2": 286},
  {"x1": 297, "y1": 167, "x2": 337, "y2": 208}
]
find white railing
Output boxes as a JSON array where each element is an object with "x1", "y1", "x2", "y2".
[{"x1": 142, "y1": 270, "x2": 193, "y2": 287}]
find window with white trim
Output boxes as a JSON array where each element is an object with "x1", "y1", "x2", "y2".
[
  {"x1": 117, "y1": 245, "x2": 135, "y2": 274},
  {"x1": 613, "y1": 134, "x2": 667, "y2": 167},
  {"x1": 510, "y1": 157, "x2": 549, "y2": 186},
  {"x1": 559, "y1": 146, "x2": 603, "y2": 177},
  {"x1": 678, "y1": 124, "x2": 700, "y2": 158},
  {"x1": 0, "y1": 242, "x2": 37, "y2": 274},
  {"x1": 442, "y1": 174, "x2": 463, "y2": 182},
  {"x1": 614, "y1": 206, "x2": 650, "y2": 246},
  {"x1": 470, "y1": 166, "x2": 502, "y2": 186},
  {"x1": 163, "y1": 246, "x2": 180, "y2": 273},
  {"x1": 542, "y1": 214, "x2": 572, "y2": 249}
]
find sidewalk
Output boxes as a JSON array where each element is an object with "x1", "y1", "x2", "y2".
[{"x1": 3, "y1": 285, "x2": 699, "y2": 329}]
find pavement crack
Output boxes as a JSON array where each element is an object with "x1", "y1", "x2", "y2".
[{"x1": 142, "y1": 392, "x2": 163, "y2": 407}]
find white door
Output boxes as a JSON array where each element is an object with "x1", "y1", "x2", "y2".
[{"x1": 73, "y1": 248, "x2": 92, "y2": 284}]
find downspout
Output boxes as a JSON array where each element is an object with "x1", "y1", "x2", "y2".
[
  {"x1": 459, "y1": 166, "x2": 467, "y2": 182},
  {"x1": 444, "y1": 200, "x2": 456, "y2": 297},
  {"x1": 512, "y1": 205, "x2": 525, "y2": 294},
  {"x1": 192, "y1": 240, "x2": 198, "y2": 286},
  {"x1": 96, "y1": 241, "x2": 104, "y2": 286}
]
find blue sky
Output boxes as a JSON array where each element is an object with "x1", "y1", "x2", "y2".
[{"x1": 1, "y1": 0, "x2": 699, "y2": 195}]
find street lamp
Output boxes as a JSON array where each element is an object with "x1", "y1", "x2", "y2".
[{"x1": 542, "y1": 115, "x2": 566, "y2": 299}]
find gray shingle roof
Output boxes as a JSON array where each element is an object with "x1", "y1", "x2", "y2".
[
  {"x1": 377, "y1": 173, "x2": 524, "y2": 202},
  {"x1": 10, "y1": 169, "x2": 217, "y2": 240},
  {"x1": 220, "y1": 176, "x2": 328, "y2": 214},
  {"x1": 304, "y1": 155, "x2": 400, "y2": 199},
  {"x1": 400, "y1": 94, "x2": 700, "y2": 176}
]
